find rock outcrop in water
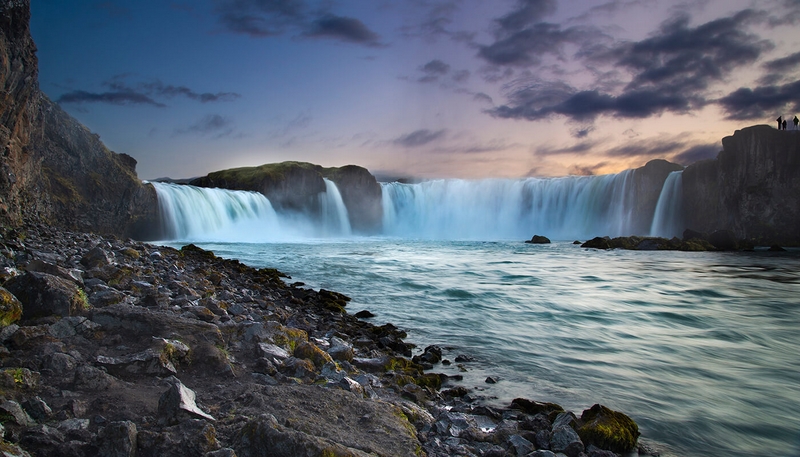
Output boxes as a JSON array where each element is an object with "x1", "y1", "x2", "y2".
[
  {"x1": 190, "y1": 162, "x2": 383, "y2": 233},
  {"x1": 0, "y1": 1, "x2": 158, "y2": 239},
  {"x1": 682, "y1": 125, "x2": 800, "y2": 245}
]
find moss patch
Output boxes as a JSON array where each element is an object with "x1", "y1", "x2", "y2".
[
  {"x1": 0, "y1": 288, "x2": 22, "y2": 327},
  {"x1": 577, "y1": 404, "x2": 640, "y2": 453}
]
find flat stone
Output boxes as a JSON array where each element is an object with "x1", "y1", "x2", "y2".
[{"x1": 157, "y1": 376, "x2": 215, "y2": 425}]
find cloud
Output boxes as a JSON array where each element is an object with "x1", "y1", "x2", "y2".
[
  {"x1": 717, "y1": 79, "x2": 800, "y2": 120},
  {"x1": 214, "y1": 0, "x2": 380, "y2": 46},
  {"x1": 494, "y1": 0, "x2": 558, "y2": 33},
  {"x1": 671, "y1": 143, "x2": 720, "y2": 165},
  {"x1": 478, "y1": 23, "x2": 594, "y2": 67},
  {"x1": 57, "y1": 90, "x2": 166, "y2": 107},
  {"x1": 58, "y1": 76, "x2": 241, "y2": 108},
  {"x1": 568, "y1": 162, "x2": 608, "y2": 176},
  {"x1": 536, "y1": 141, "x2": 597, "y2": 156},
  {"x1": 418, "y1": 59, "x2": 450, "y2": 82},
  {"x1": 173, "y1": 114, "x2": 234, "y2": 138},
  {"x1": 487, "y1": 9, "x2": 775, "y2": 121},
  {"x1": 304, "y1": 14, "x2": 381, "y2": 46},
  {"x1": 393, "y1": 129, "x2": 447, "y2": 147},
  {"x1": 763, "y1": 51, "x2": 800, "y2": 73},
  {"x1": 473, "y1": 92, "x2": 493, "y2": 104},
  {"x1": 214, "y1": 0, "x2": 305, "y2": 37}
]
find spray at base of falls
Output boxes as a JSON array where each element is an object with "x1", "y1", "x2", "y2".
[{"x1": 151, "y1": 169, "x2": 684, "y2": 242}]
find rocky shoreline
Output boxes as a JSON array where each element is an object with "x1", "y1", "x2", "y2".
[{"x1": 0, "y1": 223, "x2": 652, "y2": 457}]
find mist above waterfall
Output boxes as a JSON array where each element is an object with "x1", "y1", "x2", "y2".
[{"x1": 152, "y1": 169, "x2": 683, "y2": 242}]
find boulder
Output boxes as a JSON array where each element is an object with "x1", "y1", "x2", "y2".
[
  {"x1": 4, "y1": 271, "x2": 88, "y2": 320},
  {"x1": 293, "y1": 341, "x2": 334, "y2": 369},
  {"x1": 581, "y1": 237, "x2": 612, "y2": 250},
  {"x1": 138, "y1": 419, "x2": 219, "y2": 457},
  {"x1": 157, "y1": 376, "x2": 216, "y2": 425},
  {"x1": 577, "y1": 404, "x2": 640, "y2": 454},
  {"x1": 550, "y1": 425, "x2": 584, "y2": 457},
  {"x1": 0, "y1": 286, "x2": 22, "y2": 327},
  {"x1": 234, "y1": 414, "x2": 370, "y2": 457},
  {"x1": 80, "y1": 246, "x2": 113, "y2": 269},
  {"x1": 526, "y1": 235, "x2": 551, "y2": 244},
  {"x1": 708, "y1": 230, "x2": 738, "y2": 251},
  {"x1": 98, "y1": 420, "x2": 137, "y2": 457}
]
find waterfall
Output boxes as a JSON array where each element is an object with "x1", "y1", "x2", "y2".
[
  {"x1": 152, "y1": 182, "x2": 281, "y2": 242},
  {"x1": 319, "y1": 179, "x2": 352, "y2": 236},
  {"x1": 152, "y1": 180, "x2": 353, "y2": 241},
  {"x1": 151, "y1": 168, "x2": 681, "y2": 242},
  {"x1": 650, "y1": 171, "x2": 684, "y2": 238},
  {"x1": 380, "y1": 170, "x2": 637, "y2": 240}
]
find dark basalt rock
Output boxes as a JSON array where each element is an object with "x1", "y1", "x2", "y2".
[
  {"x1": 4, "y1": 271, "x2": 87, "y2": 320},
  {"x1": 526, "y1": 235, "x2": 551, "y2": 244},
  {"x1": 581, "y1": 237, "x2": 612, "y2": 250},
  {"x1": 708, "y1": 229, "x2": 738, "y2": 251}
]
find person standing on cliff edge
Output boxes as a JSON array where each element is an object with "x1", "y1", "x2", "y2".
[
  {"x1": 777, "y1": 116, "x2": 782, "y2": 129},
  {"x1": 783, "y1": 119, "x2": 788, "y2": 130},
  {"x1": 794, "y1": 116, "x2": 799, "y2": 130}
]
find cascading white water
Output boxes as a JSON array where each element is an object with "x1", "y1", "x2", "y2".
[
  {"x1": 380, "y1": 170, "x2": 637, "y2": 240},
  {"x1": 650, "y1": 171, "x2": 684, "y2": 238},
  {"x1": 151, "y1": 168, "x2": 684, "y2": 242},
  {"x1": 151, "y1": 180, "x2": 353, "y2": 241},
  {"x1": 319, "y1": 178, "x2": 352, "y2": 236},
  {"x1": 152, "y1": 182, "x2": 282, "y2": 242}
]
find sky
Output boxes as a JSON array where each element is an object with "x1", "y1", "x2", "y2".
[{"x1": 31, "y1": 0, "x2": 800, "y2": 180}]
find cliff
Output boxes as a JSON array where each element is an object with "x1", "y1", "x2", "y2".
[
  {"x1": 0, "y1": 1, "x2": 158, "y2": 239},
  {"x1": 190, "y1": 161, "x2": 383, "y2": 233},
  {"x1": 682, "y1": 125, "x2": 800, "y2": 244}
]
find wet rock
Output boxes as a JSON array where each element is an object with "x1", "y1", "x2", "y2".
[
  {"x1": 507, "y1": 434, "x2": 535, "y2": 456},
  {"x1": 485, "y1": 376, "x2": 498, "y2": 384},
  {"x1": 354, "y1": 310, "x2": 375, "y2": 318},
  {"x1": 768, "y1": 244, "x2": 786, "y2": 252},
  {"x1": 581, "y1": 236, "x2": 612, "y2": 249},
  {"x1": 511, "y1": 398, "x2": 564, "y2": 417},
  {"x1": 157, "y1": 376, "x2": 216, "y2": 425},
  {"x1": 577, "y1": 404, "x2": 640, "y2": 454},
  {"x1": 526, "y1": 235, "x2": 551, "y2": 244},
  {"x1": 552, "y1": 411, "x2": 578, "y2": 430},
  {"x1": 413, "y1": 345, "x2": 442, "y2": 366},
  {"x1": 550, "y1": 425, "x2": 584, "y2": 457},
  {"x1": 4, "y1": 271, "x2": 88, "y2": 320}
]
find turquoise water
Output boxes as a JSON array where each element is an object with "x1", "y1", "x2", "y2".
[{"x1": 176, "y1": 238, "x2": 800, "y2": 457}]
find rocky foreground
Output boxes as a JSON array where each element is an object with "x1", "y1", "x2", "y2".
[{"x1": 0, "y1": 224, "x2": 653, "y2": 457}]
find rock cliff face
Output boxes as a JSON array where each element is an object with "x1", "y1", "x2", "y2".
[
  {"x1": 0, "y1": 1, "x2": 158, "y2": 239},
  {"x1": 190, "y1": 161, "x2": 383, "y2": 233},
  {"x1": 682, "y1": 125, "x2": 800, "y2": 244}
]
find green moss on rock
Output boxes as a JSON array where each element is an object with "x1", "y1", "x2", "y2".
[
  {"x1": 0, "y1": 287, "x2": 22, "y2": 327},
  {"x1": 577, "y1": 404, "x2": 640, "y2": 453}
]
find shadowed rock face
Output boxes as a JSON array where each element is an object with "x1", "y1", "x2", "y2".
[
  {"x1": 190, "y1": 162, "x2": 383, "y2": 233},
  {"x1": 682, "y1": 125, "x2": 800, "y2": 245},
  {"x1": 0, "y1": 1, "x2": 159, "y2": 239}
]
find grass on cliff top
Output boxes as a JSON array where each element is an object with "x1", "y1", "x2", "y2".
[{"x1": 202, "y1": 161, "x2": 364, "y2": 188}]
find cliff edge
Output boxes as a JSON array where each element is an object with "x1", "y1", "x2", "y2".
[
  {"x1": 682, "y1": 125, "x2": 800, "y2": 245},
  {"x1": 0, "y1": 0, "x2": 158, "y2": 238}
]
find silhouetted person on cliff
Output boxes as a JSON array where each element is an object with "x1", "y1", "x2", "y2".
[
  {"x1": 795, "y1": 116, "x2": 799, "y2": 130},
  {"x1": 777, "y1": 116, "x2": 782, "y2": 129},
  {"x1": 783, "y1": 119, "x2": 788, "y2": 130}
]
